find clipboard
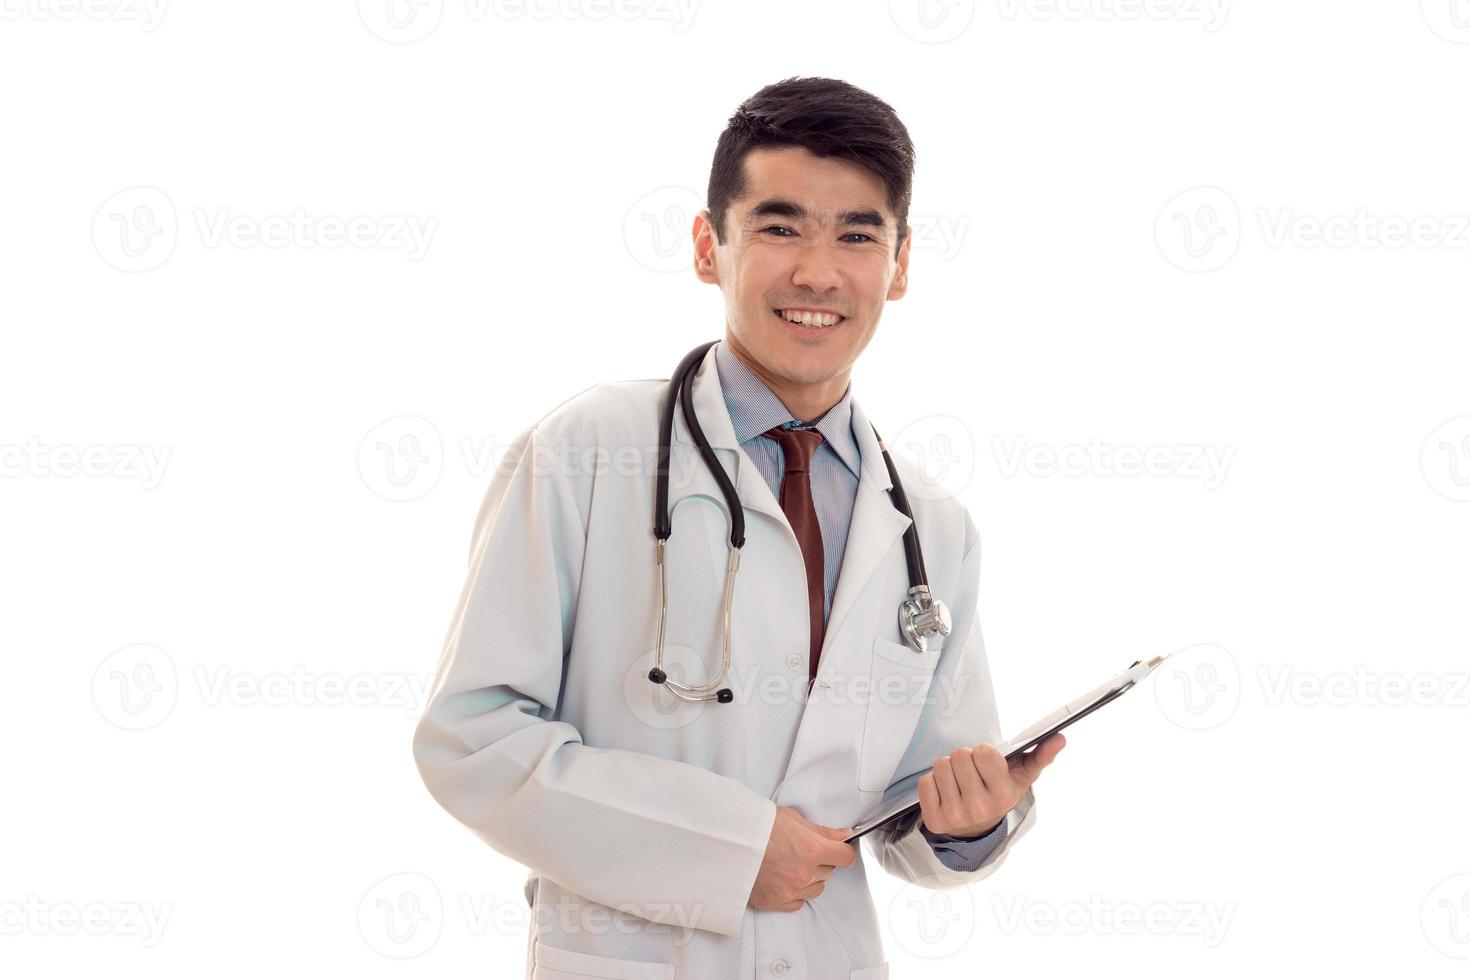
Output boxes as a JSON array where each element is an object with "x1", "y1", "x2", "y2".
[{"x1": 843, "y1": 654, "x2": 1171, "y2": 842}]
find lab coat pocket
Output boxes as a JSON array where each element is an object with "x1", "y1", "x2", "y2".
[
  {"x1": 856, "y1": 636, "x2": 941, "y2": 792},
  {"x1": 850, "y1": 965, "x2": 890, "y2": 980},
  {"x1": 531, "y1": 940, "x2": 675, "y2": 980}
]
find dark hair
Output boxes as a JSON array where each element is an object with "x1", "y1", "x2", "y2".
[{"x1": 706, "y1": 76, "x2": 916, "y2": 260}]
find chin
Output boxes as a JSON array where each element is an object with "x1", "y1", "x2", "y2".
[
  {"x1": 738, "y1": 318, "x2": 849, "y2": 375},
  {"x1": 775, "y1": 348, "x2": 843, "y2": 384}
]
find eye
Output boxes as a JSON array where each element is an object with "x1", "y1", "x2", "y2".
[
  {"x1": 843, "y1": 233, "x2": 874, "y2": 244},
  {"x1": 761, "y1": 225, "x2": 795, "y2": 237}
]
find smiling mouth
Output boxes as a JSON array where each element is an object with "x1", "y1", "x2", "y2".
[{"x1": 772, "y1": 308, "x2": 846, "y2": 329}]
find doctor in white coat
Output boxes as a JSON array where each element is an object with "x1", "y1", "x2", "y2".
[{"x1": 412, "y1": 76, "x2": 1066, "y2": 980}]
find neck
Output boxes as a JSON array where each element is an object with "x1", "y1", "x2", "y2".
[{"x1": 725, "y1": 334, "x2": 848, "y2": 423}]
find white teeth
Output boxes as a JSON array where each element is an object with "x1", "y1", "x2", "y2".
[{"x1": 779, "y1": 309, "x2": 841, "y2": 327}]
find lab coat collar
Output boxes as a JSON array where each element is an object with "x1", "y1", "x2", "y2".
[{"x1": 712, "y1": 339, "x2": 861, "y2": 481}]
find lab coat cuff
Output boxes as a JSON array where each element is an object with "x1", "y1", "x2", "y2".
[
  {"x1": 714, "y1": 796, "x2": 778, "y2": 937},
  {"x1": 874, "y1": 786, "x2": 1036, "y2": 889}
]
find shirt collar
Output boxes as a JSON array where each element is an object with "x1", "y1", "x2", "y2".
[{"x1": 714, "y1": 339, "x2": 861, "y2": 479}]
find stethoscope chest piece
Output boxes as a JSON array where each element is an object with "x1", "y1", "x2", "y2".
[{"x1": 898, "y1": 585, "x2": 951, "y2": 655}]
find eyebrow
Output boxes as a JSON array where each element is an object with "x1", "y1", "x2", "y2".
[{"x1": 743, "y1": 198, "x2": 888, "y2": 231}]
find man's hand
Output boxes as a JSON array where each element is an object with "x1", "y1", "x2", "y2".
[
  {"x1": 918, "y1": 733, "x2": 1066, "y2": 838},
  {"x1": 747, "y1": 806, "x2": 857, "y2": 913}
]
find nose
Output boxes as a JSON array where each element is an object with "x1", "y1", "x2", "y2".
[{"x1": 790, "y1": 240, "x2": 843, "y2": 295}]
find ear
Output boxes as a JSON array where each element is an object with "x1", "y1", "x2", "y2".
[
  {"x1": 693, "y1": 208, "x2": 719, "y2": 285},
  {"x1": 887, "y1": 225, "x2": 913, "y2": 301}
]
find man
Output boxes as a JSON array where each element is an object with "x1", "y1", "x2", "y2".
[{"x1": 413, "y1": 76, "x2": 1065, "y2": 980}]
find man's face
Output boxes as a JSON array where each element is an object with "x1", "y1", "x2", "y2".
[{"x1": 693, "y1": 146, "x2": 911, "y2": 388}]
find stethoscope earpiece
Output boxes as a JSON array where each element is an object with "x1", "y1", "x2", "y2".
[
  {"x1": 645, "y1": 668, "x2": 732, "y2": 703},
  {"x1": 648, "y1": 341, "x2": 949, "y2": 705}
]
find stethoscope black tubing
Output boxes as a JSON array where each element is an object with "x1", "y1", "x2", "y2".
[
  {"x1": 873, "y1": 433, "x2": 926, "y2": 590},
  {"x1": 654, "y1": 341, "x2": 733, "y2": 542}
]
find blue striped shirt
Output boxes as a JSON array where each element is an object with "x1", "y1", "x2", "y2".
[{"x1": 713, "y1": 340, "x2": 1008, "y2": 868}]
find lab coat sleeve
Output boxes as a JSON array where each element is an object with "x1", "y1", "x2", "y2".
[
  {"x1": 412, "y1": 424, "x2": 777, "y2": 939},
  {"x1": 863, "y1": 511, "x2": 1038, "y2": 889}
]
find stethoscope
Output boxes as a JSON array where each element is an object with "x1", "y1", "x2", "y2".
[{"x1": 648, "y1": 340, "x2": 952, "y2": 704}]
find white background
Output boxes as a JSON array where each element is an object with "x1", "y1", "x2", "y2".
[{"x1": 2, "y1": 1, "x2": 1468, "y2": 977}]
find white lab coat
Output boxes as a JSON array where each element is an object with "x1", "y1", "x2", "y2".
[{"x1": 412, "y1": 343, "x2": 1037, "y2": 979}]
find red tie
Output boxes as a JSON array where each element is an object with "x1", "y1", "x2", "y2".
[{"x1": 761, "y1": 426, "x2": 826, "y2": 688}]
